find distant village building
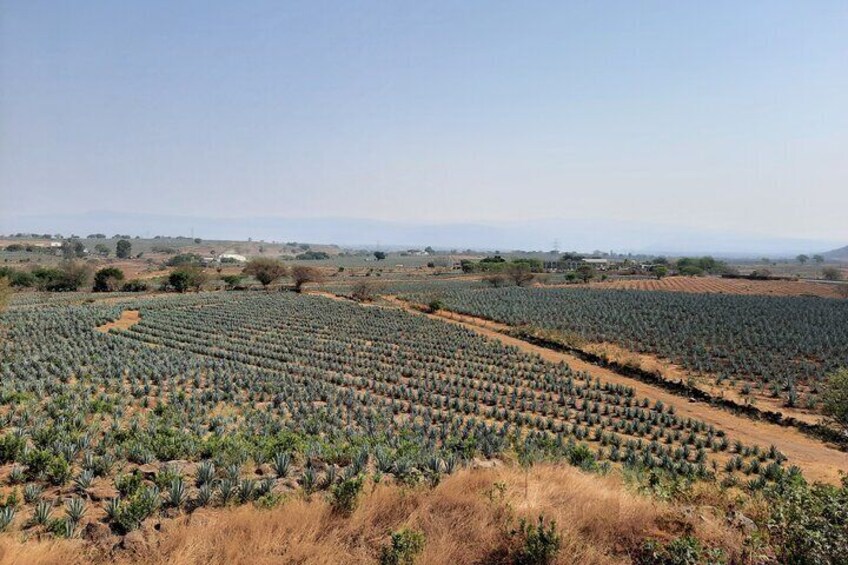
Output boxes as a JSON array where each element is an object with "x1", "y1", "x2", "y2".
[{"x1": 219, "y1": 253, "x2": 247, "y2": 263}]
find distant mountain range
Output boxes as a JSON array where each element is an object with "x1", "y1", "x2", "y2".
[
  {"x1": 1, "y1": 210, "x2": 843, "y2": 258},
  {"x1": 823, "y1": 245, "x2": 848, "y2": 262}
]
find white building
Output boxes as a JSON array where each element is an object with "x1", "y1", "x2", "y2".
[{"x1": 219, "y1": 253, "x2": 247, "y2": 263}]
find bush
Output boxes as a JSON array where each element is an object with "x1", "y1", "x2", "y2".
[
  {"x1": 634, "y1": 536, "x2": 721, "y2": 565},
  {"x1": 93, "y1": 267, "x2": 125, "y2": 292},
  {"x1": 379, "y1": 528, "x2": 425, "y2": 565},
  {"x1": 510, "y1": 516, "x2": 561, "y2": 565},
  {"x1": 822, "y1": 368, "x2": 848, "y2": 434},
  {"x1": 121, "y1": 279, "x2": 149, "y2": 292},
  {"x1": 330, "y1": 475, "x2": 364, "y2": 515},
  {"x1": 767, "y1": 474, "x2": 848, "y2": 565}
]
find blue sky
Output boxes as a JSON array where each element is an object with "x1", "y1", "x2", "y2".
[{"x1": 2, "y1": 1, "x2": 847, "y2": 242}]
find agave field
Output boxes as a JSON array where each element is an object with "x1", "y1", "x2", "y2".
[
  {"x1": 0, "y1": 292, "x2": 791, "y2": 539},
  {"x1": 404, "y1": 287, "x2": 848, "y2": 400}
]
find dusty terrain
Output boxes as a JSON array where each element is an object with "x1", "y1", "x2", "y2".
[
  {"x1": 96, "y1": 310, "x2": 141, "y2": 332},
  {"x1": 581, "y1": 275, "x2": 846, "y2": 298}
]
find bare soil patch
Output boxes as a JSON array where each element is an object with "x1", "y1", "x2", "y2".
[
  {"x1": 96, "y1": 310, "x2": 141, "y2": 333},
  {"x1": 576, "y1": 276, "x2": 845, "y2": 299}
]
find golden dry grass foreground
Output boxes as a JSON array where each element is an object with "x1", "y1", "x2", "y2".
[{"x1": 0, "y1": 464, "x2": 749, "y2": 565}]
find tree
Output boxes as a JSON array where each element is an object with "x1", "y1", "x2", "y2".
[
  {"x1": 93, "y1": 267, "x2": 125, "y2": 292},
  {"x1": 351, "y1": 280, "x2": 376, "y2": 302},
  {"x1": 813, "y1": 254, "x2": 825, "y2": 264},
  {"x1": 483, "y1": 273, "x2": 509, "y2": 287},
  {"x1": 221, "y1": 275, "x2": 243, "y2": 290},
  {"x1": 243, "y1": 258, "x2": 287, "y2": 288},
  {"x1": 168, "y1": 266, "x2": 206, "y2": 293},
  {"x1": 374, "y1": 251, "x2": 387, "y2": 261},
  {"x1": 651, "y1": 265, "x2": 668, "y2": 279},
  {"x1": 424, "y1": 246, "x2": 435, "y2": 254},
  {"x1": 506, "y1": 263, "x2": 535, "y2": 287},
  {"x1": 62, "y1": 239, "x2": 85, "y2": 259},
  {"x1": 576, "y1": 264, "x2": 595, "y2": 283},
  {"x1": 291, "y1": 266, "x2": 324, "y2": 292},
  {"x1": 94, "y1": 243, "x2": 110, "y2": 257},
  {"x1": 822, "y1": 368, "x2": 848, "y2": 434},
  {"x1": 33, "y1": 262, "x2": 91, "y2": 292},
  {"x1": 116, "y1": 239, "x2": 132, "y2": 259},
  {"x1": 796, "y1": 254, "x2": 809, "y2": 265},
  {"x1": 822, "y1": 267, "x2": 843, "y2": 281}
]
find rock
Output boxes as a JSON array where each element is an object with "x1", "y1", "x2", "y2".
[
  {"x1": 729, "y1": 511, "x2": 758, "y2": 534},
  {"x1": 162, "y1": 459, "x2": 196, "y2": 476},
  {"x1": 137, "y1": 464, "x2": 158, "y2": 479},
  {"x1": 471, "y1": 458, "x2": 501, "y2": 469}
]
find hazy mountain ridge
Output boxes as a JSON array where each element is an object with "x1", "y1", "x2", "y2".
[
  {"x1": 823, "y1": 245, "x2": 848, "y2": 262},
  {"x1": 0, "y1": 211, "x2": 841, "y2": 257}
]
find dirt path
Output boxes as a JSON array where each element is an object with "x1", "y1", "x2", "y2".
[
  {"x1": 96, "y1": 310, "x2": 141, "y2": 333},
  {"x1": 381, "y1": 296, "x2": 848, "y2": 484}
]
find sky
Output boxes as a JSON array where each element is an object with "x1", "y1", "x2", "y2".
[{"x1": 2, "y1": 1, "x2": 847, "y2": 244}]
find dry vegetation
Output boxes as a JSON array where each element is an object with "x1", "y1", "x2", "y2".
[
  {"x1": 585, "y1": 275, "x2": 846, "y2": 299},
  {"x1": 0, "y1": 464, "x2": 748, "y2": 565}
]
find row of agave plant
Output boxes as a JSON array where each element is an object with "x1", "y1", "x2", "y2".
[
  {"x1": 0, "y1": 292, "x2": 790, "y2": 539},
  {"x1": 402, "y1": 286, "x2": 848, "y2": 399}
]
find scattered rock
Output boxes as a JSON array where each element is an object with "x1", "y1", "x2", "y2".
[
  {"x1": 729, "y1": 511, "x2": 758, "y2": 534},
  {"x1": 470, "y1": 458, "x2": 502, "y2": 469}
]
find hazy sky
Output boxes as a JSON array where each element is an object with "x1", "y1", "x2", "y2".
[{"x1": 2, "y1": 1, "x2": 847, "y2": 240}]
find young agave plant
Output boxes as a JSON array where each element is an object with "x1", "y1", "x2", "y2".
[
  {"x1": 167, "y1": 477, "x2": 188, "y2": 509},
  {"x1": 195, "y1": 483, "x2": 214, "y2": 507},
  {"x1": 238, "y1": 479, "x2": 255, "y2": 503},
  {"x1": 195, "y1": 461, "x2": 216, "y2": 487},
  {"x1": 218, "y1": 478, "x2": 238, "y2": 505},
  {"x1": 301, "y1": 468, "x2": 316, "y2": 493},
  {"x1": 256, "y1": 477, "x2": 275, "y2": 497},
  {"x1": 32, "y1": 500, "x2": 52, "y2": 526},
  {"x1": 65, "y1": 498, "x2": 86, "y2": 523},
  {"x1": 23, "y1": 484, "x2": 43, "y2": 504},
  {"x1": 105, "y1": 498, "x2": 122, "y2": 521},
  {"x1": 323, "y1": 466, "x2": 337, "y2": 489},
  {"x1": 0, "y1": 507, "x2": 15, "y2": 531},
  {"x1": 225, "y1": 463, "x2": 241, "y2": 482},
  {"x1": 74, "y1": 469, "x2": 94, "y2": 492},
  {"x1": 272, "y1": 452, "x2": 291, "y2": 478},
  {"x1": 8, "y1": 466, "x2": 25, "y2": 485}
]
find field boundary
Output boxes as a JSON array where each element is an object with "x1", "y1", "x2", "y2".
[{"x1": 505, "y1": 326, "x2": 846, "y2": 448}]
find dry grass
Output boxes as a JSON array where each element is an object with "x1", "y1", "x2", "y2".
[
  {"x1": 0, "y1": 463, "x2": 744, "y2": 565},
  {"x1": 0, "y1": 538, "x2": 87, "y2": 565}
]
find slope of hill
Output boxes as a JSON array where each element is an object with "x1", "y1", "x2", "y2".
[{"x1": 823, "y1": 244, "x2": 848, "y2": 262}]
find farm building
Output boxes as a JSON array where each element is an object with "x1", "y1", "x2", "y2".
[{"x1": 219, "y1": 253, "x2": 247, "y2": 263}]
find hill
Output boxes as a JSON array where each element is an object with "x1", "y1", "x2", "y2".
[{"x1": 823, "y1": 244, "x2": 848, "y2": 262}]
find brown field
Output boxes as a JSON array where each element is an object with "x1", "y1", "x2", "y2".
[
  {"x1": 584, "y1": 275, "x2": 846, "y2": 298},
  {"x1": 0, "y1": 464, "x2": 749, "y2": 565},
  {"x1": 96, "y1": 310, "x2": 141, "y2": 333}
]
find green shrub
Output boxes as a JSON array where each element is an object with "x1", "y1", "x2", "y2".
[
  {"x1": 767, "y1": 474, "x2": 848, "y2": 565},
  {"x1": 379, "y1": 528, "x2": 425, "y2": 565},
  {"x1": 510, "y1": 516, "x2": 561, "y2": 565},
  {"x1": 330, "y1": 475, "x2": 364, "y2": 515}
]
